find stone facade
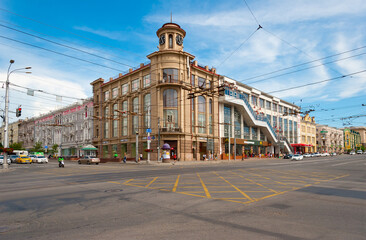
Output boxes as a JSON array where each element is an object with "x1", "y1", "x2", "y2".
[
  {"x1": 297, "y1": 114, "x2": 317, "y2": 153},
  {"x1": 91, "y1": 23, "x2": 300, "y2": 161},
  {"x1": 0, "y1": 120, "x2": 21, "y2": 147}
]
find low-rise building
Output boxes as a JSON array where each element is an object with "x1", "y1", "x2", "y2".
[
  {"x1": 316, "y1": 124, "x2": 344, "y2": 153},
  {"x1": 0, "y1": 120, "x2": 21, "y2": 147},
  {"x1": 349, "y1": 126, "x2": 366, "y2": 149},
  {"x1": 294, "y1": 114, "x2": 317, "y2": 153},
  {"x1": 343, "y1": 128, "x2": 361, "y2": 152}
]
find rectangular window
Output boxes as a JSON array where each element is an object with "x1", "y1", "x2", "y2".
[
  {"x1": 266, "y1": 101, "x2": 271, "y2": 110},
  {"x1": 163, "y1": 68, "x2": 178, "y2": 83},
  {"x1": 279, "y1": 105, "x2": 283, "y2": 113},
  {"x1": 131, "y1": 79, "x2": 140, "y2": 92},
  {"x1": 122, "y1": 83, "x2": 129, "y2": 95},
  {"x1": 284, "y1": 107, "x2": 288, "y2": 114},
  {"x1": 198, "y1": 113, "x2": 206, "y2": 134},
  {"x1": 191, "y1": 74, "x2": 195, "y2": 86},
  {"x1": 252, "y1": 127, "x2": 258, "y2": 140},
  {"x1": 102, "y1": 145, "x2": 109, "y2": 158},
  {"x1": 122, "y1": 101, "x2": 128, "y2": 136},
  {"x1": 260, "y1": 98, "x2": 265, "y2": 108},
  {"x1": 104, "y1": 91, "x2": 110, "y2": 101},
  {"x1": 198, "y1": 77, "x2": 206, "y2": 88},
  {"x1": 224, "y1": 105, "x2": 231, "y2": 138},
  {"x1": 251, "y1": 96, "x2": 257, "y2": 106},
  {"x1": 143, "y1": 74, "x2": 151, "y2": 88},
  {"x1": 112, "y1": 87, "x2": 118, "y2": 99},
  {"x1": 273, "y1": 103, "x2": 278, "y2": 112},
  {"x1": 121, "y1": 144, "x2": 127, "y2": 158}
]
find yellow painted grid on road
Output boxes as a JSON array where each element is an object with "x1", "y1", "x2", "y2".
[{"x1": 112, "y1": 169, "x2": 349, "y2": 205}]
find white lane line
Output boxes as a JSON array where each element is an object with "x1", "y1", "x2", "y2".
[{"x1": 332, "y1": 160, "x2": 365, "y2": 167}]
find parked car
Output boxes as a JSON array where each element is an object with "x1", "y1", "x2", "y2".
[
  {"x1": 312, "y1": 153, "x2": 321, "y2": 157},
  {"x1": 349, "y1": 151, "x2": 356, "y2": 155},
  {"x1": 291, "y1": 154, "x2": 304, "y2": 161},
  {"x1": 320, "y1": 152, "x2": 330, "y2": 157},
  {"x1": 303, "y1": 153, "x2": 312, "y2": 158},
  {"x1": 331, "y1": 153, "x2": 337, "y2": 156},
  {"x1": 283, "y1": 154, "x2": 293, "y2": 159},
  {"x1": 356, "y1": 150, "x2": 363, "y2": 154},
  {"x1": 0, "y1": 155, "x2": 11, "y2": 165},
  {"x1": 78, "y1": 156, "x2": 100, "y2": 165},
  {"x1": 16, "y1": 155, "x2": 32, "y2": 164},
  {"x1": 32, "y1": 155, "x2": 48, "y2": 163},
  {"x1": 10, "y1": 155, "x2": 20, "y2": 163}
]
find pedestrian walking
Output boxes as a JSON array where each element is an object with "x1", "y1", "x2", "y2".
[{"x1": 123, "y1": 152, "x2": 127, "y2": 163}]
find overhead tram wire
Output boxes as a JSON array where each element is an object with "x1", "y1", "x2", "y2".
[
  {"x1": 0, "y1": 8, "x2": 145, "y2": 59},
  {"x1": 0, "y1": 35, "x2": 127, "y2": 72},
  {"x1": 239, "y1": 45, "x2": 366, "y2": 83},
  {"x1": 246, "y1": 51, "x2": 366, "y2": 84},
  {"x1": 0, "y1": 19, "x2": 136, "y2": 67},
  {"x1": 0, "y1": 23, "x2": 133, "y2": 68},
  {"x1": 240, "y1": 0, "x2": 345, "y2": 80},
  {"x1": 8, "y1": 88, "x2": 77, "y2": 105},
  {"x1": 217, "y1": 26, "x2": 261, "y2": 67},
  {"x1": 267, "y1": 69, "x2": 366, "y2": 94}
]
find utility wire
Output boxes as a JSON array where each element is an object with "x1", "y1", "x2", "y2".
[
  {"x1": 268, "y1": 69, "x2": 366, "y2": 94},
  {"x1": 218, "y1": 26, "x2": 261, "y2": 67},
  {"x1": 246, "y1": 51, "x2": 366, "y2": 84},
  {"x1": 240, "y1": 45, "x2": 366, "y2": 83},
  {"x1": 0, "y1": 34, "x2": 126, "y2": 72},
  {"x1": 242, "y1": 0, "x2": 260, "y2": 25},
  {"x1": 0, "y1": 7, "x2": 145, "y2": 59},
  {"x1": 0, "y1": 23, "x2": 133, "y2": 68}
]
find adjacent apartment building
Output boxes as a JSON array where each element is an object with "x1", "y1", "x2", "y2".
[
  {"x1": 91, "y1": 22, "x2": 300, "y2": 161},
  {"x1": 294, "y1": 114, "x2": 317, "y2": 153},
  {"x1": 343, "y1": 128, "x2": 361, "y2": 151},
  {"x1": 349, "y1": 126, "x2": 366, "y2": 149},
  {"x1": 316, "y1": 124, "x2": 344, "y2": 153}
]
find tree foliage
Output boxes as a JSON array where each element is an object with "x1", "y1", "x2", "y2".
[
  {"x1": 31, "y1": 141, "x2": 44, "y2": 152},
  {"x1": 9, "y1": 142, "x2": 23, "y2": 150}
]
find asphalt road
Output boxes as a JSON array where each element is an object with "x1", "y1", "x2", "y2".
[{"x1": 1, "y1": 155, "x2": 365, "y2": 240}]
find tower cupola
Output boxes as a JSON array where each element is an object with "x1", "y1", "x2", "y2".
[{"x1": 156, "y1": 23, "x2": 186, "y2": 52}]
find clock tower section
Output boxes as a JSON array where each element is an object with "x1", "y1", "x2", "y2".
[{"x1": 156, "y1": 23, "x2": 186, "y2": 51}]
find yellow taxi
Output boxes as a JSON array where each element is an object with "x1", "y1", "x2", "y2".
[{"x1": 16, "y1": 155, "x2": 32, "y2": 164}]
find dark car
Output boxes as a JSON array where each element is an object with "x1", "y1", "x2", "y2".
[
  {"x1": 283, "y1": 154, "x2": 293, "y2": 159},
  {"x1": 10, "y1": 155, "x2": 20, "y2": 163}
]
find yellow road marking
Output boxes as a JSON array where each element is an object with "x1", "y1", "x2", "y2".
[
  {"x1": 238, "y1": 169, "x2": 288, "y2": 186},
  {"x1": 172, "y1": 175, "x2": 180, "y2": 192},
  {"x1": 123, "y1": 179, "x2": 134, "y2": 184},
  {"x1": 145, "y1": 177, "x2": 158, "y2": 187},
  {"x1": 178, "y1": 192, "x2": 206, "y2": 198},
  {"x1": 214, "y1": 172, "x2": 253, "y2": 201},
  {"x1": 231, "y1": 171, "x2": 279, "y2": 194},
  {"x1": 197, "y1": 173, "x2": 211, "y2": 198}
]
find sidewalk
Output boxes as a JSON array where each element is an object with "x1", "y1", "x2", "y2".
[{"x1": 111, "y1": 157, "x2": 282, "y2": 166}]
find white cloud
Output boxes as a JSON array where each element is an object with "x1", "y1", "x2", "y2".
[{"x1": 73, "y1": 26, "x2": 127, "y2": 41}]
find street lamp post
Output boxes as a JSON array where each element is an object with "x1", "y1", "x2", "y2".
[{"x1": 3, "y1": 60, "x2": 31, "y2": 169}]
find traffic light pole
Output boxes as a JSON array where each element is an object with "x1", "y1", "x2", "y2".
[{"x1": 2, "y1": 61, "x2": 13, "y2": 169}]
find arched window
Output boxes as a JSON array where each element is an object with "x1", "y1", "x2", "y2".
[
  {"x1": 163, "y1": 89, "x2": 178, "y2": 129},
  {"x1": 132, "y1": 97, "x2": 139, "y2": 133},
  {"x1": 104, "y1": 106, "x2": 109, "y2": 138},
  {"x1": 121, "y1": 101, "x2": 128, "y2": 136},
  {"x1": 169, "y1": 34, "x2": 173, "y2": 48},
  {"x1": 112, "y1": 104, "x2": 118, "y2": 137},
  {"x1": 144, "y1": 94, "x2": 151, "y2": 128},
  {"x1": 198, "y1": 96, "x2": 206, "y2": 134}
]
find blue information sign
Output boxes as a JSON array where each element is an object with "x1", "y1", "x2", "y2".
[{"x1": 146, "y1": 128, "x2": 152, "y2": 133}]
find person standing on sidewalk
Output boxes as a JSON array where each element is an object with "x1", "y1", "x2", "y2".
[{"x1": 123, "y1": 152, "x2": 127, "y2": 163}]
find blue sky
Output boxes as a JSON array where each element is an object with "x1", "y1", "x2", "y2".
[{"x1": 0, "y1": 0, "x2": 365, "y2": 128}]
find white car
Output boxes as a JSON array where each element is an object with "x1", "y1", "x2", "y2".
[
  {"x1": 0, "y1": 155, "x2": 11, "y2": 165},
  {"x1": 356, "y1": 150, "x2": 363, "y2": 154},
  {"x1": 349, "y1": 151, "x2": 356, "y2": 155},
  {"x1": 291, "y1": 154, "x2": 304, "y2": 161},
  {"x1": 331, "y1": 153, "x2": 337, "y2": 156},
  {"x1": 32, "y1": 155, "x2": 48, "y2": 163},
  {"x1": 313, "y1": 153, "x2": 321, "y2": 157},
  {"x1": 320, "y1": 152, "x2": 330, "y2": 157},
  {"x1": 303, "y1": 153, "x2": 312, "y2": 158}
]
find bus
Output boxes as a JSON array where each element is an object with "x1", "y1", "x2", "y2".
[{"x1": 13, "y1": 150, "x2": 29, "y2": 156}]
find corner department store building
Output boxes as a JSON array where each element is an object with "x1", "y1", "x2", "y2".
[{"x1": 91, "y1": 23, "x2": 300, "y2": 161}]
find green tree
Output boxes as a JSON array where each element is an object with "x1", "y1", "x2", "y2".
[
  {"x1": 31, "y1": 141, "x2": 44, "y2": 152},
  {"x1": 50, "y1": 144, "x2": 59, "y2": 154},
  {"x1": 9, "y1": 142, "x2": 23, "y2": 150}
]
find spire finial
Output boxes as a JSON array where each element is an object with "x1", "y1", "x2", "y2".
[{"x1": 170, "y1": 11, "x2": 172, "y2": 23}]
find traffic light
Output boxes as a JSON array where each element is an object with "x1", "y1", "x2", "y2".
[{"x1": 16, "y1": 107, "x2": 22, "y2": 117}]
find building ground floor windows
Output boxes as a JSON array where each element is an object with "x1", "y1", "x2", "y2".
[{"x1": 221, "y1": 138, "x2": 274, "y2": 159}]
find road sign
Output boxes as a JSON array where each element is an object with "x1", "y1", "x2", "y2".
[
  {"x1": 152, "y1": 136, "x2": 155, "y2": 140},
  {"x1": 146, "y1": 128, "x2": 152, "y2": 133},
  {"x1": 44, "y1": 146, "x2": 48, "y2": 149},
  {"x1": 147, "y1": 136, "x2": 151, "y2": 140}
]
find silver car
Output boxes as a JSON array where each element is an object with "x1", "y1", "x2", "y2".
[
  {"x1": 291, "y1": 154, "x2": 304, "y2": 161},
  {"x1": 78, "y1": 156, "x2": 100, "y2": 165},
  {"x1": 32, "y1": 155, "x2": 48, "y2": 163}
]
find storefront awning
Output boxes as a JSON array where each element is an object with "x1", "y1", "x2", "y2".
[
  {"x1": 81, "y1": 145, "x2": 98, "y2": 150},
  {"x1": 291, "y1": 143, "x2": 313, "y2": 147}
]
